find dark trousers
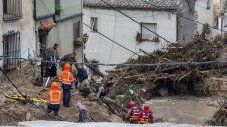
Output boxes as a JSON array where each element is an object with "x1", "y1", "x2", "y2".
[
  {"x1": 47, "y1": 104, "x2": 60, "y2": 116},
  {"x1": 48, "y1": 66, "x2": 57, "y2": 77},
  {"x1": 62, "y1": 84, "x2": 72, "y2": 107},
  {"x1": 79, "y1": 109, "x2": 88, "y2": 122}
]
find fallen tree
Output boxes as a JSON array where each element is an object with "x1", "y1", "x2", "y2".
[
  {"x1": 105, "y1": 25, "x2": 224, "y2": 112},
  {"x1": 206, "y1": 96, "x2": 227, "y2": 126}
]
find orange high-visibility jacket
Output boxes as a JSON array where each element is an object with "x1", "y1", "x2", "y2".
[
  {"x1": 59, "y1": 63, "x2": 75, "y2": 85},
  {"x1": 47, "y1": 82, "x2": 63, "y2": 104}
]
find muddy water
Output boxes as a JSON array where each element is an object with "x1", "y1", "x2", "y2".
[{"x1": 146, "y1": 96, "x2": 218, "y2": 125}]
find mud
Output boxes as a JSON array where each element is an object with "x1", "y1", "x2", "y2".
[
  {"x1": 0, "y1": 62, "x2": 121, "y2": 125},
  {"x1": 0, "y1": 62, "x2": 222, "y2": 126},
  {"x1": 147, "y1": 96, "x2": 218, "y2": 125}
]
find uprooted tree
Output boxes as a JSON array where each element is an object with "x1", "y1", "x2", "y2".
[{"x1": 102, "y1": 24, "x2": 225, "y2": 117}]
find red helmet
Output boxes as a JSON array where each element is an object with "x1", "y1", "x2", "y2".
[
  {"x1": 144, "y1": 104, "x2": 150, "y2": 111},
  {"x1": 129, "y1": 101, "x2": 135, "y2": 108}
]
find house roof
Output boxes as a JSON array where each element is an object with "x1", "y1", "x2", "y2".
[{"x1": 83, "y1": 0, "x2": 178, "y2": 11}]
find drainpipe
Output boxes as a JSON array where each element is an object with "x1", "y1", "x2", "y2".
[
  {"x1": 221, "y1": 15, "x2": 223, "y2": 35},
  {"x1": 81, "y1": 0, "x2": 84, "y2": 64}
]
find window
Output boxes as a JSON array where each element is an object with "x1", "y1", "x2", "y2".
[
  {"x1": 91, "y1": 17, "x2": 98, "y2": 32},
  {"x1": 3, "y1": 31, "x2": 21, "y2": 72},
  {"x1": 141, "y1": 23, "x2": 157, "y2": 41},
  {"x1": 73, "y1": 21, "x2": 81, "y2": 39},
  {"x1": 3, "y1": 0, "x2": 22, "y2": 21},
  {"x1": 55, "y1": 0, "x2": 61, "y2": 15},
  {"x1": 207, "y1": 0, "x2": 211, "y2": 10},
  {"x1": 73, "y1": 21, "x2": 81, "y2": 49}
]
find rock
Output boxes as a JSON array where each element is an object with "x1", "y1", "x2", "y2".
[
  {"x1": 159, "y1": 88, "x2": 169, "y2": 97},
  {"x1": 26, "y1": 112, "x2": 32, "y2": 121},
  {"x1": 116, "y1": 95, "x2": 125, "y2": 102}
]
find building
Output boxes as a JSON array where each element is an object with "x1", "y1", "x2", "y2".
[
  {"x1": 0, "y1": 0, "x2": 35, "y2": 71},
  {"x1": 83, "y1": 0, "x2": 196, "y2": 73},
  {"x1": 214, "y1": 0, "x2": 227, "y2": 36},
  {"x1": 195, "y1": 0, "x2": 219, "y2": 35},
  {"x1": 0, "y1": 0, "x2": 83, "y2": 73},
  {"x1": 34, "y1": 0, "x2": 83, "y2": 61}
]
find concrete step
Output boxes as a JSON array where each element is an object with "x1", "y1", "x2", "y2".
[{"x1": 208, "y1": 77, "x2": 227, "y2": 94}]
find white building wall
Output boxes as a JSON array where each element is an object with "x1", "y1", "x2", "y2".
[
  {"x1": 36, "y1": 17, "x2": 83, "y2": 61},
  {"x1": 195, "y1": 0, "x2": 219, "y2": 35},
  {"x1": 0, "y1": 0, "x2": 36, "y2": 68},
  {"x1": 223, "y1": 15, "x2": 227, "y2": 32},
  {"x1": 0, "y1": 15, "x2": 2, "y2": 69},
  {"x1": 83, "y1": 8, "x2": 177, "y2": 73}
]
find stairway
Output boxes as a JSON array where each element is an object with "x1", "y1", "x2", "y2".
[{"x1": 212, "y1": 44, "x2": 227, "y2": 94}]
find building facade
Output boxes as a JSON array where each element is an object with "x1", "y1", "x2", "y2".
[
  {"x1": 0, "y1": 0, "x2": 35, "y2": 71},
  {"x1": 34, "y1": 0, "x2": 83, "y2": 61},
  {"x1": 83, "y1": 0, "x2": 196, "y2": 73},
  {"x1": 195, "y1": 0, "x2": 219, "y2": 36},
  {"x1": 213, "y1": 0, "x2": 227, "y2": 36}
]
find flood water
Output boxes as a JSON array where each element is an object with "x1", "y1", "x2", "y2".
[{"x1": 146, "y1": 96, "x2": 219, "y2": 125}]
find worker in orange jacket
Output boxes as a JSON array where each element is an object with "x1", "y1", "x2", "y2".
[
  {"x1": 59, "y1": 63, "x2": 75, "y2": 107},
  {"x1": 46, "y1": 82, "x2": 63, "y2": 116}
]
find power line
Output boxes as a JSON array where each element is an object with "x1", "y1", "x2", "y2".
[
  {"x1": 100, "y1": 0, "x2": 172, "y2": 44},
  {"x1": 0, "y1": 67, "x2": 63, "y2": 121},
  {"x1": 195, "y1": 4, "x2": 215, "y2": 13},
  {"x1": 186, "y1": 0, "x2": 193, "y2": 14},
  {"x1": 40, "y1": 0, "x2": 140, "y2": 56},
  {"x1": 1, "y1": 56, "x2": 227, "y2": 67},
  {"x1": 141, "y1": 0, "x2": 224, "y2": 32},
  {"x1": 83, "y1": 23, "x2": 140, "y2": 56}
]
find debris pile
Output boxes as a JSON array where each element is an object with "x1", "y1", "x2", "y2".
[
  {"x1": 206, "y1": 96, "x2": 227, "y2": 126},
  {"x1": 0, "y1": 62, "x2": 121, "y2": 125},
  {"x1": 106, "y1": 28, "x2": 224, "y2": 110}
]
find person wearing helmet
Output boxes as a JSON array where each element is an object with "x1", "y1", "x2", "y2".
[
  {"x1": 125, "y1": 100, "x2": 140, "y2": 123},
  {"x1": 46, "y1": 82, "x2": 63, "y2": 116},
  {"x1": 136, "y1": 104, "x2": 154, "y2": 124},
  {"x1": 59, "y1": 63, "x2": 75, "y2": 107}
]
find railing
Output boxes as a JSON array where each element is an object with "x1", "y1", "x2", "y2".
[
  {"x1": 3, "y1": 31, "x2": 21, "y2": 72},
  {"x1": 3, "y1": 0, "x2": 22, "y2": 21},
  {"x1": 142, "y1": 34, "x2": 157, "y2": 41}
]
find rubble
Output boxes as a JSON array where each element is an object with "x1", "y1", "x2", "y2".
[
  {"x1": 206, "y1": 96, "x2": 227, "y2": 126},
  {"x1": 0, "y1": 25, "x2": 226, "y2": 125},
  {"x1": 105, "y1": 26, "x2": 225, "y2": 117},
  {"x1": 0, "y1": 62, "x2": 121, "y2": 125}
]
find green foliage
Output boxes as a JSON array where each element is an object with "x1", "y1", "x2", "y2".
[
  {"x1": 136, "y1": 31, "x2": 159, "y2": 43},
  {"x1": 136, "y1": 32, "x2": 143, "y2": 43},
  {"x1": 75, "y1": 33, "x2": 89, "y2": 44},
  {"x1": 55, "y1": 4, "x2": 64, "y2": 13}
]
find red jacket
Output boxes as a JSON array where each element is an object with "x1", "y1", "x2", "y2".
[
  {"x1": 136, "y1": 110, "x2": 154, "y2": 124},
  {"x1": 125, "y1": 106, "x2": 140, "y2": 118}
]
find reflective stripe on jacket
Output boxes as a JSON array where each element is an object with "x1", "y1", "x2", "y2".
[
  {"x1": 130, "y1": 107, "x2": 140, "y2": 121},
  {"x1": 140, "y1": 112, "x2": 150, "y2": 123},
  {"x1": 59, "y1": 71, "x2": 75, "y2": 85},
  {"x1": 48, "y1": 90, "x2": 61, "y2": 104}
]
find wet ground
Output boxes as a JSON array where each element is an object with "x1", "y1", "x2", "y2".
[
  {"x1": 18, "y1": 121, "x2": 222, "y2": 127},
  {"x1": 147, "y1": 96, "x2": 219, "y2": 125}
]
